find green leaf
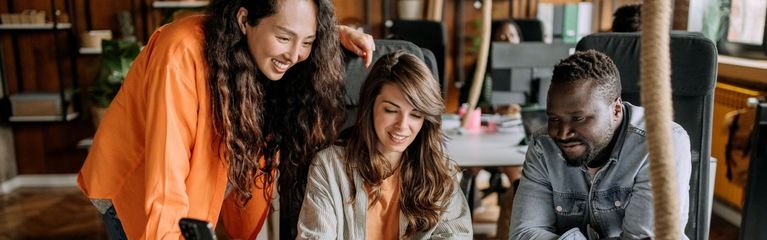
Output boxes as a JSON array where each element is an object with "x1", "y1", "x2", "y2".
[{"x1": 89, "y1": 39, "x2": 142, "y2": 107}]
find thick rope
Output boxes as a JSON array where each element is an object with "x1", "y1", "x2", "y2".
[
  {"x1": 640, "y1": 0, "x2": 680, "y2": 239},
  {"x1": 462, "y1": 0, "x2": 492, "y2": 127}
]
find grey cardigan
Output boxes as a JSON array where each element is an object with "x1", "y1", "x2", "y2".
[{"x1": 296, "y1": 146, "x2": 473, "y2": 239}]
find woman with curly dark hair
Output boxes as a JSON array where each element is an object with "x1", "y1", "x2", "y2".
[
  {"x1": 77, "y1": 0, "x2": 374, "y2": 239},
  {"x1": 297, "y1": 51, "x2": 472, "y2": 239}
]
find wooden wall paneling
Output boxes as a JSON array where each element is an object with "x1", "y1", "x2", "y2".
[
  {"x1": 63, "y1": 0, "x2": 79, "y2": 113},
  {"x1": 145, "y1": 0, "x2": 157, "y2": 33},
  {"x1": 511, "y1": 0, "x2": 521, "y2": 18},
  {"x1": 589, "y1": 0, "x2": 599, "y2": 33},
  {"x1": 365, "y1": 0, "x2": 372, "y2": 33},
  {"x1": 133, "y1": 0, "x2": 148, "y2": 43},
  {"x1": 80, "y1": 0, "x2": 91, "y2": 30},
  {"x1": 0, "y1": 39, "x2": 18, "y2": 95},
  {"x1": 445, "y1": 0, "x2": 460, "y2": 112},
  {"x1": 367, "y1": 0, "x2": 383, "y2": 39},
  {"x1": 334, "y1": 0, "x2": 382, "y2": 37},
  {"x1": 597, "y1": 0, "x2": 613, "y2": 32},
  {"x1": 520, "y1": 0, "x2": 528, "y2": 18},
  {"x1": 335, "y1": 0, "x2": 364, "y2": 28},
  {"x1": 382, "y1": 0, "x2": 392, "y2": 37},
  {"x1": 493, "y1": 0, "x2": 510, "y2": 19},
  {"x1": 673, "y1": 0, "x2": 688, "y2": 30},
  {"x1": 539, "y1": 0, "x2": 580, "y2": 4},
  {"x1": 1, "y1": 0, "x2": 80, "y2": 95},
  {"x1": 13, "y1": 125, "x2": 46, "y2": 174},
  {"x1": 460, "y1": 0, "x2": 483, "y2": 110},
  {"x1": 2, "y1": 19, "x2": 75, "y2": 94},
  {"x1": 13, "y1": 121, "x2": 91, "y2": 174},
  {"x1": 86, "y1": 0, "x2": 124, "y2": 36}
]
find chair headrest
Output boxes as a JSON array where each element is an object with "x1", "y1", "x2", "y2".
[{"x1": 575, "y1": 31, "x2": 717, "y2": 97}]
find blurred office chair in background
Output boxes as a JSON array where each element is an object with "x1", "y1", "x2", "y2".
[
  {"x1": 389, "y1": 20, "x2": 447, "y2": 93},
  {"x1": 576, "y1": 31, "x2": 717, "y2": 240}
]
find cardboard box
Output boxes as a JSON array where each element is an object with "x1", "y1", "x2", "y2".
[{"x1": 9, "y1": 92, "x2": 73, "y2": 116}]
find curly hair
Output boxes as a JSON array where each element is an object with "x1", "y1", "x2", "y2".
[
  {"x1": 341, "y1": 51, "x2": 454, "y2": 237},
  {"x1": 612, "y1": 3, "x2": 641, "y2": 32},
  {"x1": 551, "y1": 50, "x2": 621, "y2": 103},
  {"x1": 202, "y1": 0, "x2": 345, "y2": 214}
]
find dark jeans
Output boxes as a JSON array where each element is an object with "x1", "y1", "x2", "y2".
[{"x1": 102, "y1": 206, "x2": 128, "y2": 240}]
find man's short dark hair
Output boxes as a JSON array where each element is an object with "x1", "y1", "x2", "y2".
[
  {"x1": 551, "y1": 50, "x2": 621, "y2": 103},
  {"x1": 612, "y1": 3, "x2": 641, "y2": 32}
]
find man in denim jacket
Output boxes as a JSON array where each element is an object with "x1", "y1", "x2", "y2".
[{"x1": 509, "y1": 50, "x2": 691, "y2": 240}]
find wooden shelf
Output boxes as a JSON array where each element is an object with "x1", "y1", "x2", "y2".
[
  {"x1": 0, "y1": 23, "x2": 72, "y2": 30},
  {"x1": 718, "y1": 55, "x2": 767, "y2": 90},
  {"x1": 9, "y1": 112, "x2": 79, "y2": 122},
  {"x1": 79, "y1": 47, "x2": 101, "y2": 54},
  {"x1": 152, "y1": 1, "x2": 209, "y2": 8}
]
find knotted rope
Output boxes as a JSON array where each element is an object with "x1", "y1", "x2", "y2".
[
  {"x1": 641, "y1": 1, "x2": 680, "y2": 239},
  {"x1": 462, "y1": 0, "x2": 492, "y2": 127}
]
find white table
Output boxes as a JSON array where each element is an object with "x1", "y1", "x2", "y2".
[{"x1": 445, "y1": 128, "x2": 528, "y2": 167}]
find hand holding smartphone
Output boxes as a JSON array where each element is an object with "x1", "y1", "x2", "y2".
[{"x1": 179, "y1": 218, "x2": 216, "y2": 240}]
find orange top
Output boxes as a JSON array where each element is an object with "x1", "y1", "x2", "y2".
[
  {"x1": 78, "y1": 15, "x2": 270, "y2": 239},
  {"x1": 366, "y1": 171, "x2": 401, "y2": 240}
]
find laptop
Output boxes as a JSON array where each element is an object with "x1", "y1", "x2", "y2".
[{"x1": 518, "y1": 105, "x2": 548, "y2": 146}]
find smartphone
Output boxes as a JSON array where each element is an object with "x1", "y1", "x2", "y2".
[{"x1": 179, "y1": 218, "x2": 217, "y2": 240}]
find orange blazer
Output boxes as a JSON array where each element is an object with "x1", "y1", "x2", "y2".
[{"x1": 78, "y1": 15, "x2": 270, "y2": 239}]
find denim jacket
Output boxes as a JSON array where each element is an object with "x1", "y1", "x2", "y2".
[{"x1": 509, "y1": 102, "x2": 691, "y2": 240}]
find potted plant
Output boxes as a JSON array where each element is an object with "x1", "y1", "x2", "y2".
[
  {"x1": 398, "y1": 0, "x2": 424, "y2": 20},
  {"x1": 89, "y1": 39, "x2": 141, "y2": 128}
]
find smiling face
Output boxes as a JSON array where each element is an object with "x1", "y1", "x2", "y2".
[
  {"x1": 373, "y1": 83, "x2": 426, "y2": 162},
  {"x1": 546, "y1": 81, "x2": 622, "y2": 167},
  {"x1": 238, "y1": 0, "x2": 317, "y2": 80}
]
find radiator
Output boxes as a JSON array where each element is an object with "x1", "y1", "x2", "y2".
[{"x1": 712, "y1": 82, "x2": 766, "y2": 209}]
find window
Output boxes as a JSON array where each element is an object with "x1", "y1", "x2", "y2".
[
  {"x1": 719, "y1": 0, "x2": 767, "y2": 59},
  {"x1": 726, "y1": 0, "x2": 766, "y2": 45}
]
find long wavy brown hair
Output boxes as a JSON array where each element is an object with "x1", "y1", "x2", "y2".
[
  {"x1": 341, "y1": 51, "x2": 455, "y2": 237},
  {"x1": 202, "y1": 0, "x2": 345, "y2": 217}
]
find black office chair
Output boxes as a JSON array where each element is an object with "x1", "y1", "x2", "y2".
[
  {"x1": 389, "y1": 20, "x2": 447, "y2": 92},
  {"x1": 511, "y1": 18, "x2": 545, "y2": 42},
  {"x1": 576, "y1": 31, "x2": 717, "y2": 240}
]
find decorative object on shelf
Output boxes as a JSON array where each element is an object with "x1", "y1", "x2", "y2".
[
  {"x1": 54, "y1": 9, "x2": 69, "y2": 23},
  {"x1": 117, "y1": 10, "x2": 136, "y2": 42},
  {"x1": 89, "y1": 39, "x2": 140, "y2": 127},
  {"x1": 80, "y1": 30, "x2": 112, "y2": 50},
  {"x1": 398, "y1": 0, "x2": 423, "y2": 20},
  {"x1": 0, "y1": 10, "x2": 46, "y2": 25},
  {"x1": 8, "y1": 92, "x2": 74, "y2": 117}
]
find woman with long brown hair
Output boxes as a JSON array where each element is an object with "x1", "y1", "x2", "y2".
[
  {"x1": 297, "y1": 51, "x2": 472, "y2": 239},
  {"x1": 77, "y1": 0, "x2": 374, "y2": 238}
]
